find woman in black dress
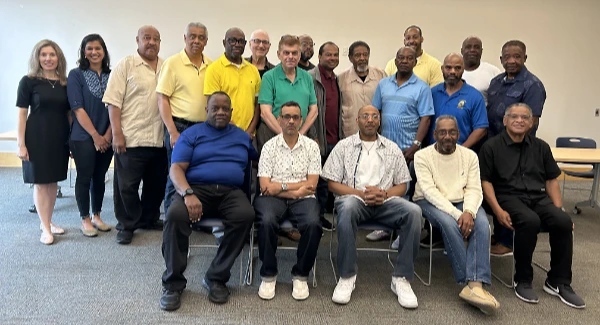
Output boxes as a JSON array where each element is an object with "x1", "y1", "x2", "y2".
[{"x1": 16, "y1": 40, "x2": 70, "y2": 245}]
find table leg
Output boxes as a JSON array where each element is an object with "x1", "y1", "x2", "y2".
[{"x1": 591, "y1": 163, "x2": 600, "y2": 208}]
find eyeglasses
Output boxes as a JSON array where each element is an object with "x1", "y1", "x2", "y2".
[
  {"x1": 281, "y1": 114, "x2": 302, "y2": 121},
  {"x1": 436, "y1": 129, "x2": 458, "y2": 136},
  {"x1": 301, "y1": 42, "x2": 315, "y2": 47},
  {"x1": 226, "y1": 38, "x2": 247, "y2": 46},
  {"x1": 251, "y1": 39, "x2": 270, "y2": 45},
  {"x1": 358, "y1": 113, "x2": 380, "y2": 120},
  {"x1": 505, "y1": 114, "x2": 531, "y2": 121}
]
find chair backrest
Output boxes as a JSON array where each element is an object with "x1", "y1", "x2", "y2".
[{"x1": 556, "y1": 137, "x2": 596, "y2": 149}]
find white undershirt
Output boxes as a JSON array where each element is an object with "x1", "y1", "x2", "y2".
[{"x1": 355, "y1": 140, "x2": 382, "y2": 190}]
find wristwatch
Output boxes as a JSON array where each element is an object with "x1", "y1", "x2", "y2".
[
  {"x1": 181, "y1": 188, "x2": 194, "y2": 198},
  {"x1": 413, "y1": 140, "x2": 422, "y2": 147},
  {"x1": 281, "y1": 183, "x2": 288, "y2": 192}
]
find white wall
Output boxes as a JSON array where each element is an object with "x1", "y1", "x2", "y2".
[{"x1": 1, "y1": 0, "x2": 599, "y2": 152}]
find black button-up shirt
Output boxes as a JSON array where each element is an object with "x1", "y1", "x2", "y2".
[
  {"x1": 245, "y1": 56, "x2": 275, "y2": 78},
  {"x1": 479, "y1": 130, "x2": 561, "y2": 198}
]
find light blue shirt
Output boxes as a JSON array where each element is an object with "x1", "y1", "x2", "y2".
[{"x1": 372, "y1": 73, "x2": 434, "y2": 150}]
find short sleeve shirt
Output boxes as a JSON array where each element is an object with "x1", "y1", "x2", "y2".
[
  {"x1": 257, "y1": 65, "x2": 317, "y2": 120},
  {"x1": 258, "y1": 134, "x2": 321, "y2": 185}
]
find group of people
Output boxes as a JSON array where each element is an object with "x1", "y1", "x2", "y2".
[{"x1": 16, "y1": 21, "x2": 585, "y2": 315}]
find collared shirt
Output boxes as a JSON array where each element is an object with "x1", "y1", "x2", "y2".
[
  {"x1": 430, "y1": 81, "x2": 488, "y2": 145},
  {"x1": 462, "y1": 62, "x2": 501, "y2": 104},
  {"x1": 156, "y1": 49, "x2": 213, "y2": 122},
  {"x1": 67, "y1": 68, "x2": 110, "y2": 141},
  {"x1": 318, "y1": 64, "x2": 340, "y2": 144},
  {"x1": 258, "y1": 65, "x2": 317, "y2": 119},
  {"x1": 372, "y1": 73, "x2": 434, "y2": 150},
  {"x1": 258, "y1": 134, "x2": 321, "y2": 188},
  {"x1": 171, "y1": 123, "x2": 258, "y2": 187},
  {"x1": 479, "y1": 130, "x2": 561, "y2": 198},
  {"x1": 321, "y1": 133, "x2": 411, "y2": 192},
  {"x1": 487, "y1": 66, "x2": 546, "y2": 137},
  {"x1": 102, "y1": 52, "x2": 165, "y2": 148},
  {"x1": 384, "y1": 50, "x2": 444, "y2": 87},
  {"x1": 338, "y1": 66, "x2": 387, "y2": 138},
  {"x1": 245, "y1": 56, "x2": 276, "y2": 78},
  {"x1": 204, "y1": 54, "x2": 261, "y2": 131}
]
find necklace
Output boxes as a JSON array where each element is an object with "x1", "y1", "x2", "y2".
[
  {"x1": 362, "y1": 141, "x2": 376, "y2": 155},
  {"x1": 47, "y1": 79, "x2": 58, "y2": 88}
]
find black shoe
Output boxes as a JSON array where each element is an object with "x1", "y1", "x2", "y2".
[
  {"x1": 159, "y1": 288, "x2": 182, "y2": 311},
  {"x1": 419, "y1": 229, "x2": 443, "y2": 248},
  {"x1": 514, "y1": 281, "x2": 539, "y2": 304},
  {"x1": 116, "y1": 230, "x2": 134, "y2": 245},
  {"x1": 543, "y1": 279, "x2": 586, "y2": 309},
  {"x1": 202, "y1": 278, "x2": 230, "y2": 304},
  {"x1": 142, "y1": 219, "x2": 164, "y2": 230},
  {"x1": 321, "y1": 216, "x2": 334, "y2": 232},
  {"x1": 28, "y1": 205, "x2": 37, "y2": 213}
]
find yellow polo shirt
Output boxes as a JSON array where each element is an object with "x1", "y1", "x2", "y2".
[
  {"x1": 384, "y1": 50, "x2": 443, "y2": 87},
  {"x1": 204, "y1": 54, "x2": 261, "y2": 130},
  {"x1": 156, "y1": 49, "x2": 212, "y2": 122}
]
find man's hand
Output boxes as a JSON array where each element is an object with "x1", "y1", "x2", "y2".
[
  {"x1": 365, "y1": 186, "x2": 385, "y2": 205},
  {"x1": 457, "y1": 212, "x2": 475, "y2": 238},
  {"x1": 169, "y1": 131, "x2": 180, "y2": 149},
  {"x1": 262, "y1": 182, "x2": 283, "y2": 196},
  {"x1": 402, "y1": 144, "x2": 419, "y2": 161},
  {"x1": 495, "y1": 209, "x2": 514, "y2": 231},
  {"x1": 296, "y1": 185, "x2": 315, "y2": 198},
  {"x1": 112, "y1": 131, "x2": 126, "y2": 154},
  {"x1": 184, "y1": 195, "x2": 203, "y2": 222}
]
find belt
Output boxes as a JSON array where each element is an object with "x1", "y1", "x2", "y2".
[{"x1": 173, "y1": 116, "x2": 201, "y2": 126}]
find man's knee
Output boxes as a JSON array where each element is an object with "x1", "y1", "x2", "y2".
[
  {"x1": 334, "y1": 196, "x2": 362, "y2": 227},
  {"x1": 515, "y1": 210, "x2": 541, "y2": 233},
  {"x1": 393, "y1": 199, "x2": 422, "y2": 226},
  {"x1": 254, "y1": 197, "x2": 280, "y2": 227},
  {"x1": 165, "y1": 196, "x2": 190, "y2": 224},
  {"x1": 549, "y1": 211, "x2": 573, "y2": 234}
]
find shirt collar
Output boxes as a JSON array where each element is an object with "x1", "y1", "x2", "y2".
[
  {"x1": 500, "y1": 129, "x2": 531, "y2": 146},
  {"x1": 318, "y1": 64, "x2": 335, "y2": 80},
  {"x1": 276, "y1": 133, "x2": 305, "y2": 149},
  {"x1": 437, "y1": 80, "x2": 468, "y2": 95},
  {"x1": 179, "y1": 48, "x2": 210, "y2": 70},
  {"x1": 276, "y1": 65, "x2": 303, "y2": 82},
  {"x1": 391, "y1": 72, "x2": 418, "y2": 86},
  {"x1": 133, "y1": 51, "x2": 163, "y2": 69},
  {"x1": 245, "y1": 56, "x2": 273, "y2": 68},
  {"x1": 350, "y1": 133, "x2": 386, "y2": 148},
  {"x1": 502, "y1": 66, "x2": 529, "y2": 82},
  {"x1": 218, "y1": 53, "x2": 249, "y2": 68}
]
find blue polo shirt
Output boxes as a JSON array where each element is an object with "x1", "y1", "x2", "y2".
[
  {"x1": 171, "y1": 123, "x2": 258, "y2": 187},
  {"x1": 487, "y1": 66, "x2": 546, "y2": 137},
  {"x1": 372, "y1": 73, "x2": 434, "y2": 150},
  {"x1": 430, "y1": 81, "x2": 488, "y2": 145}
]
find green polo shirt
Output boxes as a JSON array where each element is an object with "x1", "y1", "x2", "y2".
[{"x1": 258, "y1": 64, "x2": 317, "y2": 119}]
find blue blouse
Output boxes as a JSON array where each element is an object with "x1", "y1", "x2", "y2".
[{"x1": 67, "y1": 68, "x2": 110, "y2": 141}]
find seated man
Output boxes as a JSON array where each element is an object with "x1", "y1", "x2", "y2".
[
  {"x1": 479, "y1": 103, "x2": 585, "y2": 308},
  {"x1": 322, "y1": 105, "x2": 421, "y2": 308},
  {"x1": 413, "y1": 115, "x2": 500, "y2": 315},
  {"x1": 160, "y1": 92, "x2": 257, "y2": 310},
  {"x1": 254, "y1": 101, "x2": 322, "y2": 301}
]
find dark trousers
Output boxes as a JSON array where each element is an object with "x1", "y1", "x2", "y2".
[
  {"x1": 162, "y1": 184, "x2": 254, "y2": 290},
  {"x1": 70, "y1": 139, "x2": 114, "y2": 218},
  {"x1": 497, "y1": 195, "x2": 573, "y2": 285},
  {"x1": 254, "y1": 196, "x2": 322, "y2": 279},
  {"x1": 164, "y1": 119, "x2": 200, "y2": 213},
  {"x1": 316, "y1": 143, "x2": 335, "y2": 217},
  {"x1": 114, "y1": 147, "x2": 167, "y2": 231},
  {"x1": 256, "y1": 122, "x2": 276, "y2": 157}
]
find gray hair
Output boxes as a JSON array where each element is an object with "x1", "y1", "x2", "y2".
[
  {"x1": 185, "y1": 22, "x2": 207, "y2": 35},
  {"x1": 435, "y1": 115, "x2": 458, "y2": 129},
  {"x1": 504, "y1": 103, "x2": 533, "y2": 116}
]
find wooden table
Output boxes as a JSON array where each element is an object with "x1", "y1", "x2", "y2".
[
  {"x1": 0, "y1": 130, "x2": 17, "y2": 141},
  {"x1": 551, "y1": 147, "x2": 600, "y2": 210}
]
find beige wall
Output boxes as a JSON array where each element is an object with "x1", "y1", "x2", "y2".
[{"x1": 1, "y1": 0, "x2": 599, "y2": 156}]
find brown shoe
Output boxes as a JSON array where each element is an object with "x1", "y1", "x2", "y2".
[
  {"x1": 282, "y1": 229, "x2": 301, "y2": 242},
  {"x1": 490, "y1": 243, "x2": 513, "y2": 256}
]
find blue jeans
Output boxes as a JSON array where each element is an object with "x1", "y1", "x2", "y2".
[
  {"x1": 335, "y1": 195, "x2": 421, "y2": 279},
  {"x1": 417, "y1": 200, "x2": 491, "y2": 285}
]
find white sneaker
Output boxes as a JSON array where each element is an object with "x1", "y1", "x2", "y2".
[
  {"x1": 292, "y1": 279, "x2": 309, "y2": 300},
  {"x1": 366, "y1": 230, "x2": 390, "y2": 241},
  {"x1": 391, "y1": 236, "x2": 400, "y2": 249},
  {"x1": 332, "y1": 275, "x2": 356, "y2": 304},
  {"x1": 258, "y1": 280, "x2": 276, "y2": 300},
  {"x1": 391, "y1": 276, "x2": 418, "y2": 309}
]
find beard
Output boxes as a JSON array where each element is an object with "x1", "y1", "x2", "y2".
[
  {"x1": 301, "y1": 52, "x2": 313, "y2": 62},
  {"x1": 356, "y1": 64, "x2": 368, "y2": 73}
]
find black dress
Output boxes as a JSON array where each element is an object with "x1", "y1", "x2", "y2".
[{"x1": 16, "y1": 76, "x2": 70, "y2": 184}]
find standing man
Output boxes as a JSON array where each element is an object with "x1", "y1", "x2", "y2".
[
  {"x1": 157, "y1": 22, "x2": 212, "y2": 214},
  {"x1": 246, "y1": 29, "x2": 276, "y2": 78},
  {"x1": 384, "y1": 25, "x2": 443, "y2": 87},
  {"x1": 103, "y1": 26, "x2": 168, "y2": 245},
  {"x1": 486, "y1": 40, "x2": 547, "y2": 255},
  {"x1": 298, "y1": 34, "x2": 316, "y2": 71},
  {"x1": 338, "y1": 41, "x2": 386, "y2": 138},
  {"x1": 323, "y1": 105, "x2": 421, "y2": 308},
  {"x1": 461, "y1": 36, "x2": 501, "y2": 104},
  {"x1": 309, "y1": 41, "x2": 341, "y2": 231},
  {"x1": 479, "y1": 103, "x2": 584, "y2": 309},
  {"x1": 255, "y1": 101, "x2": 322, "y2": 301},
  {"x1": 430, "y1": 53, "x2": 488, "y2": 149}
]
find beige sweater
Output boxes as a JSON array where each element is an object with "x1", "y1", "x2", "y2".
[{"x1": 413, "y1": 145, "x2": 483, "y2": 220}]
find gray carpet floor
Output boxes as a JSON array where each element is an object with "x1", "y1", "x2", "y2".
[{"x1": 0, "y1": 167, "x2": 599, "y2": 325}]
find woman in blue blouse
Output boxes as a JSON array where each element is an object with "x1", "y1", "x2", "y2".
[{"x1": 67, "y1": 34, "x2": 114, "y2": 237}]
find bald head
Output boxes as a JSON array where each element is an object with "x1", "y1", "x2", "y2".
[
  {"x1": 397, "y1": 46, "x2": 416, "y2": 57},
  {"x1": 443, "y1": 53, "x2": 463, "y2": 65},
  {"x1": 225, "y1": 27, "x2": 244, "y2": 39},
  {"x1": 394, "y1": 47, "x2": 417, "y2": 76},
  {"x1": 136, "y1": 25, "x2": 160, "y2": 61},
  {"x1": 249, "y1": 29, "x2": 271, "y2": 59},
  {"x1": 461, "y1": 36, "x2": 483, "y2": 69},
  {"x1": 441, "y1": 52, "x2": 464, "y2": 86},
  {"x1": 357, "y1": 105, "x2": 380, "y2": 138},
  {"x1": 250, "y1": 29, "x2": 269, "y2": 41}
]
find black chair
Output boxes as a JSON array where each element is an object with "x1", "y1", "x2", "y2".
[{"x1": 555, "y1": 137, "x2": 596, "y2": 214}]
